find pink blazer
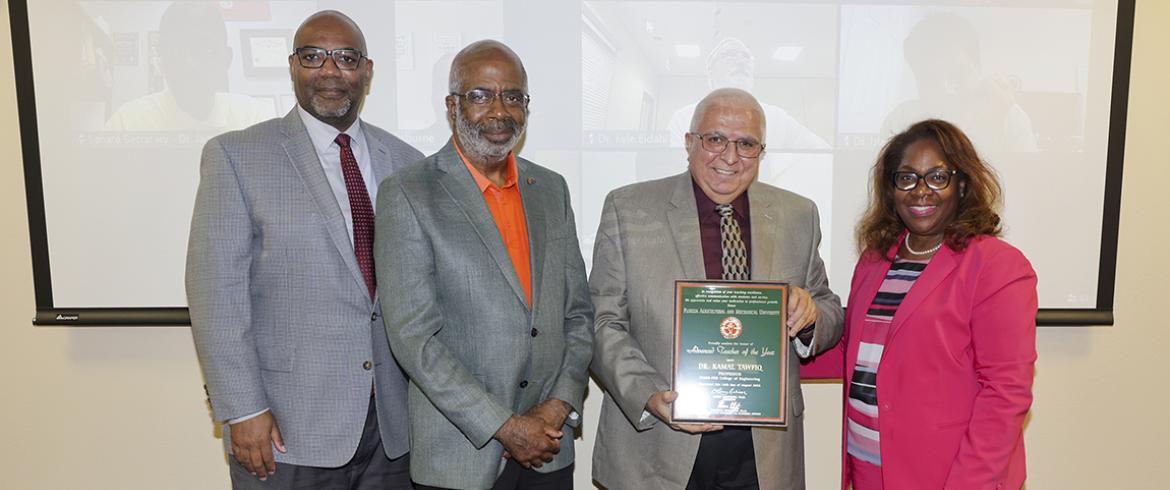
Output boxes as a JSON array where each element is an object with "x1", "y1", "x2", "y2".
[{"x1": 806, "y1": 234, "x2": 1037, "y2": 489}]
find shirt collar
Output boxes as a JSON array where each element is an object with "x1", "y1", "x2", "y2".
[
  {"x1": 296, "y1": 104, "x2": 363, "y2": 155},
  {"x1": 691, "y1": 178, "x2": 749, "y2": 220},
  {"x1": 454, "y1": 140, "x2": 518, "y2": 193}
]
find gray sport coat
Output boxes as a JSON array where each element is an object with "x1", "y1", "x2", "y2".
[
  {"x1": 374, "y1": 141, "x2": 594, "y2": 489},
  {"x1": 589, "y1": 172, "x2": 844, "y2": 490},
  {"x1": 187, "y1": 109, "x2": 420, "y2": 467}
]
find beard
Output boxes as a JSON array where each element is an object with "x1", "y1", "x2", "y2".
[
  {"x1": 309, "y1": 94, "x2": 353, "y2": 120},
  {"x1": 454, "y1": 100, "x2": 525, "y2": 162}
]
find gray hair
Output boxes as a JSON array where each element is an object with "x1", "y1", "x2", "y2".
[
  {"x1": 448, "y1": 40, "x2": 527, "y2": 93},
  {"x1": 688, "y1": 87, "x2": 766, "y2": 135}
]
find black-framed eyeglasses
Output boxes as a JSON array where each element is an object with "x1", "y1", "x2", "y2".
[
  {"x1": 689, "y1": 132, "x2": 765, "y2": 158},
  {"x1": 450, "y1": 88, "x2": 530, "y2": 108},
  {"x1": 892, "y1": 168, "x2": 960, "y2": 191},
  {"x1": 292, "y1": 47, "x2": 367, "y2": 70}
]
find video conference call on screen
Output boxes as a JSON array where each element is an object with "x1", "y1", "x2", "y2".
[{"x1": 16, "y1": 0, "x2": 1127, "y2": 322}]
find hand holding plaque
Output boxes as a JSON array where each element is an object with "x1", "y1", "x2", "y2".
[
  {"x1": 671, "y1": 281, "x2": 789, "y2": 427},
  {"x1": 646, "y1": 390, "x2": 724, "y2": 433}
]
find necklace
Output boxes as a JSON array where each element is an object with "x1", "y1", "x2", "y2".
[{"x1": 904, "y1": 234, "x2": 943, "y2": 256}]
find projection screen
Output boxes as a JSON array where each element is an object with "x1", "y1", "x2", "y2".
[{"x1": 12, "y1": 0, "x2": 1132, "y2": 325}]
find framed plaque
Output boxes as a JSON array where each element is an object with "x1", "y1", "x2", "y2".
[{"x1": 671, "y1": 281, "x2": 789, "y2": 426}]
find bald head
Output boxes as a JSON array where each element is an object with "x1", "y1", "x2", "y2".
[
  {"x1": 449, "y1": 40, "x2": 527, "y2": 93},
  {"x1": 294, "y1": 10, "x2": 366, "y2": 53},
  {"x1": 689, "y1": 88, "x2": 766, "y2": 137}
]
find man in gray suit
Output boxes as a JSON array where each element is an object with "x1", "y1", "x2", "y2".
[
  {"x1": 374, "y1": 40, "x2": 594, "y2": 490},
  {"x1": 187, "y1": 11, "x2": 419, "y2": 489},
  {"x1": 590, "y1": 88, "x2": 844, "y2": 489}
]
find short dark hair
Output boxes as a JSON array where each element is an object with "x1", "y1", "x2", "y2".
[
  {"x1": 904, "y1": 13, "x2": 980, "y2": 70},
  {"x1": 856, "y1": 119, "x2": 1003, "y2": 258}
]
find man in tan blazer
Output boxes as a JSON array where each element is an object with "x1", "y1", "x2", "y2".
[{"x1": 590, "y1": 88, "x2": 843, "y2": 489}]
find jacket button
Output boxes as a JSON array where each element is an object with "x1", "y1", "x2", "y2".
[
  {"x1": 370, "y1": 312, "x2": 379, "y2": 321},
  {"x1": 362, "y1": 361, "x2": 373, "y2": 370},
  {"x1": 519, "y1": 380, "x2": 529, "y2": 388},
  {"x1": 530, "y1": 328, "x2": 539, "y2": 337}
]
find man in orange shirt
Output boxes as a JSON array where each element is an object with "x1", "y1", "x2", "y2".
[{"x1": 373, "y1": 40, "x2": 594, "y2": 490}]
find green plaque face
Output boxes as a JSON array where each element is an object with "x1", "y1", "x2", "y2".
[{"x1": 672, "y1": 281, "x2": 789, "y2": 426}]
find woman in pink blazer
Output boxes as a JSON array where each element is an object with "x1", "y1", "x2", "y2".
[{"x1": 839, "y1": 119, "x2": 1037, "y2": 489}]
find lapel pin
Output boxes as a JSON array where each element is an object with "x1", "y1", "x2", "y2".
[{"x1": 527, "y1": 177, "x2": 536, "y2": 185}]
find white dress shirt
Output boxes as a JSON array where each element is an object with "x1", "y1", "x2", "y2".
[{"x1": 297, "y1": 105, "x2": 377, "y2": 246}]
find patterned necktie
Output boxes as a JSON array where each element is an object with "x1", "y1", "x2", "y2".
[
  {"x1": 335, "y1": 133, "x2": 376, "y2": 299},
  {"x1": 716, "y1": 203, "x2": 749, "y2": 281}
]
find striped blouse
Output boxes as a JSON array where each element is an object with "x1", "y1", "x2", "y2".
[{"x1": 846, "y1": 257, "x2": 930, "y2": 488}]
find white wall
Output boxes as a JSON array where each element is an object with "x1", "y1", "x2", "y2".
[{"x1": 1, "y1": 1, "x2": 1167, "y2": 488}]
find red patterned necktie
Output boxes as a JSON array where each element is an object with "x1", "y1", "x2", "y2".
[{"x1": 335, "y1": 133, "x2": 376, "y2": 299}]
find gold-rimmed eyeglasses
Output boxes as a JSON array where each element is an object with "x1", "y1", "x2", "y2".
[{"x1": 688, "y1": 132, "x2": 766, "y2": 158}]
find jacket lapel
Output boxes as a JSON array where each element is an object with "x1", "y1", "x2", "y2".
[
  {"x1": 433, "y1": 142, "x2": 530, "y2": 308},
  {"x1": 280, "y1": 110, "x2": 368, "y2": 298},
  {"x1": 364, "y1": 124, "x2": 398, "y2": 310},
  {"x1": 665, "y1": 173, "x2": 706, "y2": 280},
  {"x1": 844, "y1": 251, "x2": 894, "y2": 384},
  {"x1": 517, "y1": 159, "x2": 545, "y2": 311},
  {"x1": 363, "y1": 125, "x2": 396, "y2": 187},
  {"x1": 850, "y1": 253, "x2": 893, "y2": 328},
  {"x1": 887, "y1": 238, "x2": 958, "y2": 343},
  {"x1": 747, "y1": 183, "x2": 776, "y2": 281}
]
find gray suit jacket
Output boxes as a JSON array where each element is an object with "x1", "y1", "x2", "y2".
[
  {"x1": 374, "y1": 141, "x2": 594, "y2": 489},
  {"x1": 186, "y1": 109, "x2": 421, "y2": 467},
  {"x1": 589, "y1": 172, "x2": 844, "y2": 490}
]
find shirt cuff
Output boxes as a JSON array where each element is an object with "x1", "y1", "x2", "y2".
[
  {"x1": 793, "y1": 324, "x2": 816, "y2": 359},
  {"x1": 227, "y1": 407, "x2": 269, "y2": 425}
]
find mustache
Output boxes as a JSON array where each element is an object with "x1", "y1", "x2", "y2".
[
  {"x1": 473, "y1": 117, "x2": 521, "y2": 136},
  {"x1": 455, "y1": 112, "x2": 524, "y2": 160}
]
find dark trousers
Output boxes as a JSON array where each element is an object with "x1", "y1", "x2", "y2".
[
  {"x1": 686, "y1": 427, "x2": 759, "y2": 490},
  {"x1": 230, "y1": 396, "x2": 411, "y2": 490},
  {"x1": 414, "y1": 460, "x2": 573, "y2": 490}
]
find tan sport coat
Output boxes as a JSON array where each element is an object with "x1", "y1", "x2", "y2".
[{"x1": 589, "y1": 172, "x2": 843, "y2": 490}]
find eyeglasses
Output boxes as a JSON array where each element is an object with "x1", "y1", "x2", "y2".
[
  {"x1": 292, "y1": 47, "x2": 366, "y2": 70},
  {"x1": 450, "y1": 89, "x2": 531, "y2": 108},
  {"x1": 689, "y1": 132, "x2": 765, "y2": 158},
  {"x1": 892, "y1": 168, "x2": 960, "y2": 191}
]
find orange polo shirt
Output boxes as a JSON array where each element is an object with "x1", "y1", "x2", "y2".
[{"x1": 456, "y1": 144, "x2": 532, "y2": 305}]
